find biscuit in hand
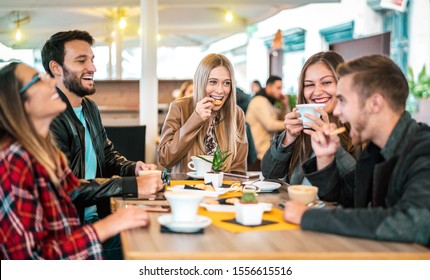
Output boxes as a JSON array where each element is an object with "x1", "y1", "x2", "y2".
[{"x1": 213, "y1": 100, "x2": 222, "y2": 106}]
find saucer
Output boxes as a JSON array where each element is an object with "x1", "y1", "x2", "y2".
[
  {"x1": 157, "y1": 214, "x2": 211, "y2": 233},
  {"x1": 186, "y1": 171, "x2": 204, "y2": 179},
  {"x1": 252, "y1": 181, "x2": 281, "y2": 192},
  {"x1": 169, "y1": 185, "x2": 228, "y2": 197}
]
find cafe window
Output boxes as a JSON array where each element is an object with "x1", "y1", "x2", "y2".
[
  {"x1": 320, "y1": 21, "x2": 355, "y2": 44},
  {"x1": 383, "y1": 7, "x2": 409, "y2": 73}
]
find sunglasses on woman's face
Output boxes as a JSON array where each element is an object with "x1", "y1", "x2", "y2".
[{"x1": 19, "y1": 74, "x2": 41, "y2": 95}]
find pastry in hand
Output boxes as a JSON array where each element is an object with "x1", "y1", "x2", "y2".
[{"x1": 213, "y1": 100, "x2": 222, "y2": 106}]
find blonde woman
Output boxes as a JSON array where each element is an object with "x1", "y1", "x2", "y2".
[
  {"x1": 0, "y1": 62, "x2": 150, "y2": 259},
  {"x1": 158, "y1": 54, "x2": 248, "y2": 173}
]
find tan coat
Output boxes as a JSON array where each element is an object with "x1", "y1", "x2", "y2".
[
  {"x1": 158, "y1": 97, "x2": 248, "y2": 173},
  {"x1": 246, "y1": 95, "x2": 286, "y2": 160}
]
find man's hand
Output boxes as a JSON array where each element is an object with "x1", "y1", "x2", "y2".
[
  {"x1": 283, "y1": 201, "x2": 308, "y2": 225},
  {"x1": 136, "y1": 173, "x2": 164, "y2": 195},
  {"x1": 135, "y1": 161, "x2": 157, "y2": 176},
  {"x1": 302, "y1": 122, "x2": 340, "y2": 170}
]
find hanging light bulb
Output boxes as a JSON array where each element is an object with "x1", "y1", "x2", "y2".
[
  {"x1": 118, "y1": 16, "x2": 127, "y2": 30},
  {"x1": 15, "y1": 11, "x2": 22, "y2": 41},
  {"x1": 15, "y1": 28, "x2": 22, "y2": 41},
  {"x1": 225, "y1": 10, "x2": 233, "y2": 22}
]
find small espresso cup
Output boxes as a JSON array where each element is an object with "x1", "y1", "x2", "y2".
[
  {"x1": 187, "y1": 155, "x2": 213, "y2": 176},
  {"x1": 164, "y1": 192, "x2": 203, "y2": 222},
  {"x1": 296, "y1": 104, "x2": 325, "y2": 128}
]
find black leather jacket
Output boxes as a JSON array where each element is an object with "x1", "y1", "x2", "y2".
[{"x1": 50, "y1": 88, "x2": 138, "y2": 219}]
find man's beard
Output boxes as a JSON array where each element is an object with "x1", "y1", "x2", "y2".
[
  {"x1": 351, "y1": 109, "x2": 369, "y2": 146},
  {"x1": 63, "y1": 66, "x2": 96, "y2": 97}
]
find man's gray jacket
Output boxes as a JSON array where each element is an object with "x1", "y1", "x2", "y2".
[{"x1": 301, "y1": 112, "x2": 430, "y2": 247}]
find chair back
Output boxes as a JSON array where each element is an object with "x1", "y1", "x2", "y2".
[{"x1": 104, "y1": 125, "x2": 146, "y2": 161}]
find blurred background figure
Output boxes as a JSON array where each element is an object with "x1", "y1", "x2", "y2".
[
  {"x1": 173, "y1": 80, "x2": 194, "y2": 99},
  {"x1": 251, "y1": 80, "x2": 262, "y2": 95},
  {"x1": 246, "y1": 76, "x2": 289, "y2": 170},
  {"x1": 235, "y1": 86, "x2": 251, "y2": 114},
  {"x1": 235, "y1": 87, "x2": 257, "y2": 166}
]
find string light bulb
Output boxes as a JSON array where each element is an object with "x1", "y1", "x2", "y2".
[
  {"x1": 118, "y1": 16, "x2": 127, "y2": 30},
  {"x1": 15, "y1": 28, "x2": 22, "y2": 41},
  {"x1": 225, "y1": 10, "x2": 233, "y2": 22}
]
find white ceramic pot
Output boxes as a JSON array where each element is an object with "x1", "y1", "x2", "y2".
[
  {"x1": 234, "y1": 202, "x2": 264, "y2": 226},
  {"x1": 204, "y1": 172, "x2": 224, "y2": 188}
]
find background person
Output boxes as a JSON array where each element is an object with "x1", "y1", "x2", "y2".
[
  {"x1": 0, "y1": 62, "x2": 151, "y2": 259},
  {"x1": 158, "y1": 53, "x2": 248, "y2": 173},
  {"x1": 261, "y1": 51, "x2": 358, "y2": 184},
  {"x1": 246, "y1": 76, "x2": 289, "y2": 170},
  {"x1": 284, "y1": 55, "x2": 430, "y2": 246},
  {"x1": 177, "y1": 80, "x2": 194, "y2": 99},
  {"x1": 251, "y1": 80, "x2": 262, "y2": 95}
]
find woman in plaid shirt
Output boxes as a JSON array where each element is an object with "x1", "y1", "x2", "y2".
[{"x1": 0, "y1": 62, "x2": 151, "y2": 259}]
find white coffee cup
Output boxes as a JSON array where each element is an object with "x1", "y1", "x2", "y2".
[
  {"x1": 296, "y1": 104, "x2": 325, "y2": 128},
  {"x1": 187, "y1": 155, "x2": 213, "y2": 176},
  {"x1": 164, "y1": 192, "x2": 203, "y2": 222},
  {"x1": 138, "y1": 170, "x2": 162, "y2": 177}
]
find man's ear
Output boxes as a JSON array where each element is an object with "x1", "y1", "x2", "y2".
[
  {"x1": 369, "y1": 92, "x2": 384, "y2": 113},
  {"x1": 49, "y1": 61, "x2": 62, "y2": 76}
]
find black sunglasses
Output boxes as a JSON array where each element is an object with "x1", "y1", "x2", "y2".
[{"x1": 19, "y1": 74, "x2": 40, "y2": 95}]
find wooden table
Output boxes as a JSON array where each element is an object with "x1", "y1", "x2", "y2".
[{"x1": 113, "y1": 174, "x2": 430, "y2": 260}]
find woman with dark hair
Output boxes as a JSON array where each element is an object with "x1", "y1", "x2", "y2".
[
  {"x1": 251, "y1": 80, "x2": 262, "y2": 95},
  {"x1": 0, "y1": 62, "x2": 150, "y2": 259},
  {"x1": 262, "y1": 51, "x2": 358, "y2": 184},
  {"x1": 158, "y1": 53, "x2": 248, "y2": 173}
]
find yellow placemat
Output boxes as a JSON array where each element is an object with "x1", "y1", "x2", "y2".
[
  {"x1": 198, "y1": 207, "x2": 299, "y2": 234},
  {"x1": 167, "y1": 180, "x2": 298, "y2": 233}
]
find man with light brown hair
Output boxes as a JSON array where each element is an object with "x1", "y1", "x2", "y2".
[{"x1": 284, "y1": 55, "x2": 430, "y2": 246}]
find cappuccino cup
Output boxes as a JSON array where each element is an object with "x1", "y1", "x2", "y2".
[
  {"x1": 187, "y1": 155, "x2": 213, "y2": 176},
  {"x1": 296, "y1": 104, "x2": 325, "y2": 128},
  {"x1": 164, "y1": 192, "x2": 203, "y2": 222}
]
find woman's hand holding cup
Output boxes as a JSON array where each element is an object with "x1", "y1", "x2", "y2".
[{"x1": 282, "y1": 108, "x2": 304, "y2": 146}]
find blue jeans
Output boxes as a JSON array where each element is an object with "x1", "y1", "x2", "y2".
[{"x1": 85, "y1": 216, "x2": 124, "y2": 260}]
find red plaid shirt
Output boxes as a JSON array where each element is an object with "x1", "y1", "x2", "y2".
[{"x1": 0, "y1": 142, "x2": 103, "y2": 259}]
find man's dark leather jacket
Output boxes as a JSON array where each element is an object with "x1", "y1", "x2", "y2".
[{"x1": 50, "y1": 88, "x2": 138, "y2": 220}]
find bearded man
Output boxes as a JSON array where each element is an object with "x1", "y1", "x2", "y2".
[{"x1": 41, "y1": 30, "x2": 163, "y2": 259}]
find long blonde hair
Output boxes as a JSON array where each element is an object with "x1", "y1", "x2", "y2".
[
  {"x1": 0, "y1": 62, "x2": 66, "y2": 186},
  {"x1": 289, "y1": 51, "x2": 355, "y2": 180},
  {"x1": 192, "y1": 54, "x2": 245, "y2": 170}
]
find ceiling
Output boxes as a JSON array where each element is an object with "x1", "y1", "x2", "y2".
[{"x1": 0, "y1": 0, "x2": 340, "y2": 50}]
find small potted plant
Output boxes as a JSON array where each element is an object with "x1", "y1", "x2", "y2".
[
  {"x1": 234, "y1": 191, "x2": 264, "y2": 226},
  {"x1": 199, "y1": 146, "x2": 231, "y2": 188}
]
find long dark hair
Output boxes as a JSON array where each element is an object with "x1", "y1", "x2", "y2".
[{"x1": 288, "y1": 51, "x2": 355, "y2": 180}]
